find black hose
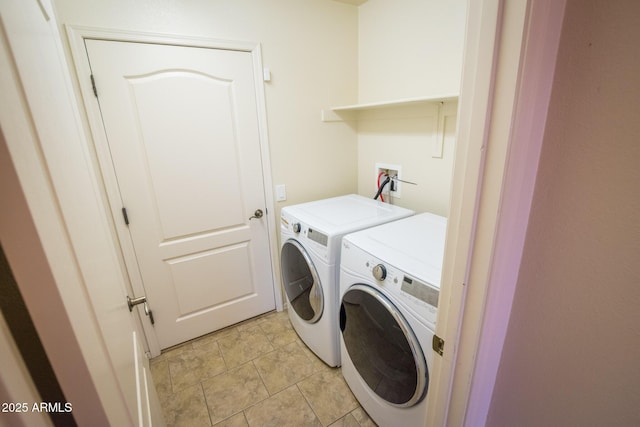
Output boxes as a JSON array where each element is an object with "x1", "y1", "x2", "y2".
[{"x1": 373, "y1": 176, "x2": 391, "y2": 200}]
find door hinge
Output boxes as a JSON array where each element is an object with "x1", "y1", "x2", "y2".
[
  {"x1": 122, "y1": 207, "x2": 130, "y2": 225},
  {"x1": 90, "y1": 74, "x2": 98, "y2": 98},
  {"x1": 433, "y1": 334, "x2": 445, "y2": 356}
]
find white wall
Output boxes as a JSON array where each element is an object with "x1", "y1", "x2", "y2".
[
  {"x1": 356, "y1": 102, "x2": 457, "y2": 216},
  {"x1": 53, "y1": 0, "x2": 466, "y2": 217},
  {"x1": 355, "y1": 0, "x2": 466, "y2": 215},
  {"x1": 358, "y1": 0, "x2": 466, "y2": 102},
  {"x1": 487, "y1": 0, "x2": 640, "y2": 424},
  {"x1": 53, "y1": 0, "x2": 359, "y2": 215}
]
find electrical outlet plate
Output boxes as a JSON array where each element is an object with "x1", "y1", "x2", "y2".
[{"x1": 375, "y1": 163, "x2": 402, "y2": 199}]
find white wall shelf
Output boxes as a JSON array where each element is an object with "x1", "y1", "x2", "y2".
[{"x1": 321, "y1": 94, "x2": 458, "y2": 122}]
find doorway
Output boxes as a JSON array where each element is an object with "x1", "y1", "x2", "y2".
[{"x1": 68, "y1": 29, "x2": 281, "y2": 353}]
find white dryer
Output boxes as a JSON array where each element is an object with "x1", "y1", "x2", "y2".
[
  {"x1": 280, "y1": 194, "x2": 413, "y2": 367},
  {"x1": 339, "y1": 213, "x2": 447, "y2": 427}
]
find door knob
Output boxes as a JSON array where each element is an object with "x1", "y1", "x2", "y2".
[
  {"x1": 127, "y1": 295, "x2": 155, "y2": 325},
  {"x1": 249, "y1": 209, "x2": 264, "y2": 220},
  {"x1": 127, "y1": 295, "x2": 146, "y2": 311}
]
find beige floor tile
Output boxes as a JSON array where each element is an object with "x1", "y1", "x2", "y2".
[
  {"x1": 350, "y1": 407, "x2": 377, "y2": 427},
  {"x1": 153, "y1": 342, "x2": 194, "y2": 362},
  {"x1": 168, "y1": 345, "x2": 227, "y2": 392},
  {"x1": 192, "y1": 326, "x2": 240, "y2": 353},
  {"x1": 327, "y1": 413, "x2": 362, "y2": 427},
  {"x1": 235, "y1": 317, "x2": 262, "y2": 332},
  {"x1": 161, "y1": 383, "x2": 211, "y2": 427},
  {"x1": 253, "y1": 342, "x2": 316, "y2": 395},
  {"x1": 257, "y1": 311, "x2": 299, "y2": 348},
  {"x1": 218, "y1": 323, "x2": 274, "y2": 369},
  {"x1": 256, "y1": 309, "x2": 288, "y2": 324},
  {"x1": 297, "y1": 369, "x2": 359, "y2": 426},
  {"x1": 152, "y1": 310, "x2": 385, "y2": 427},
  {"x1": 244, "y1": 385, "x2": 322, "y2": 427},
  {"x1": 296, "y1": 341, "x2": 335, "y2": 373},
  {"x1": 213, "y1": 412, "x2": 249, "y2": 427},
  {"x1": 149, "y1": 359, "x2": 172, "y2": 402},
  {"x1": 203, "y1": 362, "x2": 269, "y2": 424}
]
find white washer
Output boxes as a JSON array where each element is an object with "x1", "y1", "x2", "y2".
[
  {"x1": 280, "y1": 194, "x2": 414, "y2": 367},
  {"x1": 339, "y1": 213, "x2": 447, "y2": 427}
]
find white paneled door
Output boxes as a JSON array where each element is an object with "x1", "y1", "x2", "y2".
[{"x1": 84, "y1": 40, "x2": 275, "y2": 350}]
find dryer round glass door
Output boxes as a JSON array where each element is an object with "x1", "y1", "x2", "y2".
[
  {"x1": 340, "y1": 284, "x2": 428, "y2": 407},
  {"x1": 280, "y1": 240, "x2": 324, "y2": 323}
]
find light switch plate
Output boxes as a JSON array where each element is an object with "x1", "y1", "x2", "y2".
[{"x1": 275, "y1": 184, "x2": 286, "y2": 202}]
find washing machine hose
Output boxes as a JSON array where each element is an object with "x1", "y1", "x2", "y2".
[{"x1": 374, "y1": 176, "x2": 391, "y2": 201}]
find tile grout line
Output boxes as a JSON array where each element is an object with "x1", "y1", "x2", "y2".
[
  {"x1": 198, "y1": 381, "x2": 214, "y2": 427},
  {"x1": 295, "y1": 382, "x2": 326, "y2": 427},
  {"x1": 250, "y1": 359, "x2": 273, "y2": 398}
]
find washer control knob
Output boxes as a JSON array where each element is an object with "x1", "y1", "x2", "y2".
[
  {"x1": 372, "y1": 264, "x2": 387, "y2": 281},
  {"x1": 292, "y1": 223, "x2": 301, "y2": 233}
]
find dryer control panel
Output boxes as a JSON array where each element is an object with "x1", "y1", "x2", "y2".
[
  {"x1": 307, "y1": 228, "x2": 328, "y2": 246},
  {"x1": 281, "y1": 212, "x2": 332, "y2": 262},
  {"x1": 342, "y1": 243, "x2": 438, "y2": 327},
  {"x1": 400, "y1": 275, "x2": 439, "y2": 309}
]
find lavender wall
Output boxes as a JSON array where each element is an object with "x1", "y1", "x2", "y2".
[{"x1": 486, "y1": 0, "x2": 640, "y2": 425}]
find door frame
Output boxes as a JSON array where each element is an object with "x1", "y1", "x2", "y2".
[
  {"x1": 431, "y1": 0, "x2": 568, "y2": 425},
  {"x1": 65, "y1": 26, "x2": 283, "y2": 356}
]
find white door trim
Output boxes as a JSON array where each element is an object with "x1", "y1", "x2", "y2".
[
  {"x1": 425, "y1": 0, "x2": 504, "y2": 424},
  {"x1": 458, "y1": 1, "x2": 567, "y2": 425},
  {"x1": 65, "y1": 26, "x2": 283, "y2": 356},
  {"x1": 438, "y1": 0, "x2": 568, "y2": 425}
]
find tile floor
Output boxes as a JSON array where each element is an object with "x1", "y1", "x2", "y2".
[{"x1": 150, "y1": 310, "x2": 378, "y2": 427}]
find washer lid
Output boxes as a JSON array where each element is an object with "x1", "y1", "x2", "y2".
[
  {"x1": 344, "y1": 213, "x2": 447, "y2": 288},
  {"x1": 282, "y1": 194, "x2": 414, "y2": 235}
]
